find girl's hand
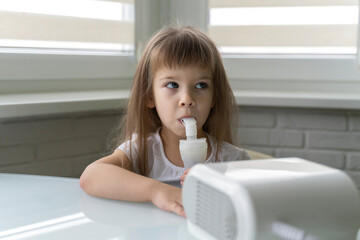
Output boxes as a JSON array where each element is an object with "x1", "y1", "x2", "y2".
[
  {"x1": 149, "y1": 182, "x2": 186, "y2": 218},
  {"x1": 180, "y1": 168, "x2": 191, "y2": 186}
]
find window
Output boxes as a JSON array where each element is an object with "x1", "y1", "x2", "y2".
[
  {"x1": 0, "y1": 0, "x2": 136, "y2": 96},
  {"x1": 209, "y1": 0, "x2": 358, "y2": 55},
  {"x1": 1, "y1": 0, "x2": 359, "y2": 118},
  {"x1": 207, "y1": 0, "x2": 360, "y2": 107},
  {"x1": 0, "y1": 0, "x2": 134, "y2": 54}
]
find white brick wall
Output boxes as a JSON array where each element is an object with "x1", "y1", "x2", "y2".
[
  {"x1": 0, "y1": 145, "x2": 35, "y2": 166},
  {"x1": 347, "y1": 152, "x2": 360, "y2": 170},
  {"x1": 0, "y1": 107, "x2": 359, "y2": 189},
  {"x1": 238, "y1": 107, "x2": 360, "y2": 188},
  {"x1": 350, "y1": 115, "x2": 360, "y2": 130},
  {"x1": 0, "y1": 111, "x2": 122, "y2": 177},
  {"x1": 238, "y1": 129, "x2": 304, "y2": 147},
  {"x1": 277, "y1": 112, "x2": 347, "y2": 130}
]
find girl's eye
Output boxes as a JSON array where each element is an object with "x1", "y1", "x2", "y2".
[
  {"x1": 195, "y1": 82, "x2": 208, "y2": 89},
  {"x1": 166, "y1": 82, "x2": 179, "y2": 89}
]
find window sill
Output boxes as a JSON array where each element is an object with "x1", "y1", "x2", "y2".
[
  {"x1": 0, "y1": 90, "x2": 359, "y2": 118},
  {"x1": 234, "y1": 90, "x2": 360, "y2": 110},
  {"x1": 0, "y1": 90, "x2": 130, "y2": 118}
]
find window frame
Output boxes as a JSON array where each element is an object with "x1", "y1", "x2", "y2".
[
  {"x1": 0, "y1": 0, "x2": 137, "y2": 94},
  {"x1": 205, "y1": 2, "x2": 360, "y2": 104},
  {"x1": 0, "y1": 52, "x2": 135, "y2": 94},
  {"x1": 0, "y1": 0, "x2": 359, "y2": 119},
  {"x1": 139, "y1": 1, "x2": 360, "y2": 104}
]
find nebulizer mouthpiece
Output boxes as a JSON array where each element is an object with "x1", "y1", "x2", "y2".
[{"x1": 179, "y1": 118, "x2": 208, "y2": 169}]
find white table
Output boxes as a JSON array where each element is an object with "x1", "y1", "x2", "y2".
[{"x1": 0, "y1": 173, "x2": 196, "y2": 240}]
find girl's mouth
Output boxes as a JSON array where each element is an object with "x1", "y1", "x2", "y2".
[{"x1": 178, "y1": 116, "x2": 194, "y2": 124}]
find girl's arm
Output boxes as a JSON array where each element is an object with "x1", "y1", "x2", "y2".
[{"x1": 79, "y1": 150, "x2": 185, "y2": 217}]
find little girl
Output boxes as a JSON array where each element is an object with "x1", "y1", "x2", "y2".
[{"x1": 80, "y1": 26, "x2": 250, "y2": 217}]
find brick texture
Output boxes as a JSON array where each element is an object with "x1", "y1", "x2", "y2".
[
  {"x1": 238, "y1": 109, "x2": 276, "y2": 128},
  {"x1": 0, "y1": 145, "x2": 35, "y2": 166},
  {"x1": 237, "y1": 107, "x2": 360, "y2": 188},
  {"x1": 72, "y1": 114, "x2": 121, "y2": 137},
  {"x1": 278, "y1": 112, "x2": 346, "y2": 130},
  {"x1": 347, "y1": 152, "x2": 360, "y2": 170},
  {"x1": 37, "y1": 137, "x2": 101, "y2": 160},
  {"x1": 307, "y1": 132, "x2": 360, "y2": 151},
  {"x1": 276, "y1": 149, "x2": 345, "y2": 169},
  {"x1": 1, "y1": 107, "x2": 360, "y2": 189},
  {"x1": 0, "y1": 153, "x2": 100, "y2": 178},
  {"x1": 349, "y1": 115, "x2": 360, "y2": 131},
  {"x1": 0, "y1": 111, "x2": 119, "y2": 178},
  {"x1": 0, "y1": 118, "x2": 72, "y2": 145},
  {"x1": 238, "y1": 129, "x2": 303, "y2": 147}
]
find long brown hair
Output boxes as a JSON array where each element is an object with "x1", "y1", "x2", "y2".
[{"x1": 114, "y1": 26, "x2": 237, "y2": 176}]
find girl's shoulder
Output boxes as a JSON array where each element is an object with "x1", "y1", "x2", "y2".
[
  {"x1": 208, "y1": 135, "x2": 250, "y2": 161},
  {"x1": 219, "y1": 141, "x2": 250, "y2": 161},
  {"x1": 116, "y1": 130, "x2": 161, "y2": 174}
]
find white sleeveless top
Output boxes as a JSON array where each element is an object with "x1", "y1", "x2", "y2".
[{"x1": 117, "y1": 129, "x2": 250, "y2": 182}]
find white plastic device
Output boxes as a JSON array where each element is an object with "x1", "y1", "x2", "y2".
[
  {"x1": 179, "y1": 117, "x2": 207, "y2": 169},
  {"x1": 182, "y1": 158, "x2": 360, "y2": 240}
]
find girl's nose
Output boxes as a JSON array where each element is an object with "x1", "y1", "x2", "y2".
[{"x1": 179, "y1": 91, "x2": 195, "y2": 107}]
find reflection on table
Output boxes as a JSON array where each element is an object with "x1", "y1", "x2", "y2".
[{"x1": 0, "y1": 173, "x2": 196, "y2": 240}]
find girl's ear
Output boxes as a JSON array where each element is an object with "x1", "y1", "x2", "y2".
[{"x1": 148, "y1": 96, "x2": 155, "y2": 108}]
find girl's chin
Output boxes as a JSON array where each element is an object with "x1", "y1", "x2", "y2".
[
  {"x1": 175, "y1": 130, "x2": 186, "y2": 139},
  {"x1": 161, "y1": 127, "x2": 186, "y2": 139}
]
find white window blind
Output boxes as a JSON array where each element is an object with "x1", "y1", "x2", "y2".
[
  {"x1": 0, "y1": 0, "x2": 134, "y2": 54},
  {"x1": 209, "y1": 0, "x2": 358, "y2": 54}
]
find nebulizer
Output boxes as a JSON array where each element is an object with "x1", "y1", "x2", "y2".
[{"x1": 179, "y1": 117, "x2": 207, "y2": 169}]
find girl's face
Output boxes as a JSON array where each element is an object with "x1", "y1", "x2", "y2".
[{"x1": 148, "y1": 65, "x2": 214, "y2": 139}]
